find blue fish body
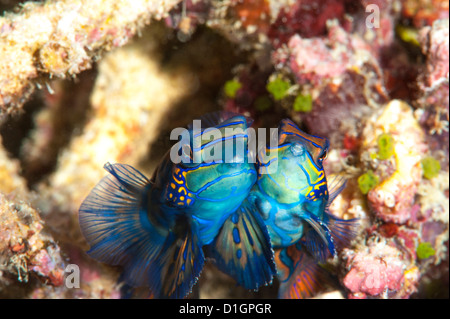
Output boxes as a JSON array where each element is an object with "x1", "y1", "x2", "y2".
[
  {"x1": 149, "y1": 114, "x2": 257, "y2": 245},
  {"x1": 247, "y1": 119, "x2": 358, "y2": 298},
  {"x1": 79, "y1": 113, "x2": 357, "y2": 299},
  {"x1": 253, "y1": 119, "x2": 331, "y2": 248},
  {"x1": 79, "y1": 113, "x2": 275, "y2": 298}
]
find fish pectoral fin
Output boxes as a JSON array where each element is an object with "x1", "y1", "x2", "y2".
[
  {"x1": 324, "y1": 174, "x2": 359, "y2": 248},
  {"x1": 275, "y1": 244, "x2": 330, "y2": 299},
  {"x1": 326, "y1": 174, "x2": 347, "y2": 207},
  {"x1": 302, "y1": 211, "x2": 336, "y2": 262},
  {"x1": 156, "y1": 216, "x2": 205, "y2": 299},
  {"x1": 302, "y1": 209, "x2": 359, "y2": 262},
  {"x1": 205, "y1": 199, "x2": 276, "y2": 290},
  {"x1": 323, "y1": 211, "x2": 359, "y2": 250}
]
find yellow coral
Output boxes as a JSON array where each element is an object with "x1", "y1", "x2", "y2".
[
  {"x1": 0, "y1": 136, "x2": 28, "y2": 196},
  {"x1": 362, "y1": 100, "x2": 426, "y2": 224},
  {"x1": 373, "y1": 100, "x2": 424, "y2": 191}
]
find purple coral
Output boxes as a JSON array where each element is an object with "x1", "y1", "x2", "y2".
[
  {"x1": 268, "y1": 0, "x2": 347, "y2": 46},
  {"x1": 274, "y1": 22, "x2": 387, "y2": 140},
  {"x1": 30, "y1": 246, "x2": 65, "y2": 287},
  {"x1": 416, "y1": 19, "x2": 449, "y2": 156}
]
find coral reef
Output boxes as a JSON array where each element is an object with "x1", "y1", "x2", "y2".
[
  {"x1": 342, "y1": 238, "x2": 420, "y2": 299},
  {"x1": 416, "y1": 19, "x2": 449, "y2": 163},
  {"x1": 0, "y1": 135, "x2": 27, "y2": 196},
  {"x1": 362, "y1": 100, "x2": 427, "y2": 224},
  {"x1": 35, "y1": 33, "x2": 190, "y2": 220},
  {"x1": 0, "y1": 0, "x2": 182, "y2": 113},
  {"x1": 0, "y1": 192, "x2": 65, "y2": 296},
  {"x1": 0, "y1": 0, "x2": 448, "y2": 299}
]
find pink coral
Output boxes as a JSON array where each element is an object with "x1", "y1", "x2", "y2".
[
  {"x1": 286, "y1": 24, "x2": 375, "y2": 87},
  {"x1": 287, "y1": 35, "x2": 348, "y2": 86},
  {"x1": 367, "y1": 177, "x2": 420, "y2": 224},
  {"x1": 268, "y1": 0, "x2": 347, "y2": 46},
  {"x1": 30, "y1": 246, "x2": 65, "y2": 286},
  {"x1": 396, "y1": 227, "x2": 420, "y2": 260},
  {"x1": 419, "y1": 19, "x2": 449, "y2": 89},
  {"x1": 342, "y1": 241, "x2": 419, "y2": 298},
  {"x1": 417, "y1": 19, "x2": 449, "y2": 153},
  {"x1": 275, "y1": 23, "x2": 387, "y2": 140}
]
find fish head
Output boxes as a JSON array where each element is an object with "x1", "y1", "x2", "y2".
[
  {"x1": 258, "y1": 119, "x2": 330, "y2": 209},
  {"x1": 162, "y1": 114, "x2": 257, "y2": 213}
]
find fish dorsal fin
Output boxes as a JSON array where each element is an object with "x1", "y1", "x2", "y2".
[
  {"x1": 278, "y1": 119, "x2": 327, "y2": 146},
  {"x1": 187, "y1": 112, "x2": 253, "y2": 164},
  {"x1": 278, "y1": 119, "x2": 329, "y2": 167},
  {"x1": 187, "y1": 111, "x2": 253, "y2": 131}
]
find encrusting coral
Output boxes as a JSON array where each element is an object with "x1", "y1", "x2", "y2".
[
  {"x1": 0, "y1": 0, "x2": 448, "y2": 299},
  {"x1": 35, "y1": 35, "x2": 190, "y2": 220},
  {"x1": 362, "y1": 100, "x2": 427, "y2": 224},
  {"x1": 0, "y1": 0, "x2": 182, "y2": 113},
  {"x1": 0, "y1": 192, "x2": 65, "y2": 296}
]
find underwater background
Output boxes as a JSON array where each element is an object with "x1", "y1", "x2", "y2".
[{"x1": 0, "y1": 0, "x2": 448, "y2": 299}]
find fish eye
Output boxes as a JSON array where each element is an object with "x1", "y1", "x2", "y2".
[
  {"x1": 318, "y1": 148, "x2": 328, "y2": 162},
  {"x1": 290, "y1": 144, "x2": 304, "y2": 156}
]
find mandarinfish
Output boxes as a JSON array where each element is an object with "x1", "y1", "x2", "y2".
[
  {"x1": 246, "y1": 119, "x2": 358, "y2": 298},
  {"x1": 79, "y1": 112, "x2": 357, "y2": 298}
]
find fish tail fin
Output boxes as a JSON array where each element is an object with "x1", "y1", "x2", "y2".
[
  {"x1": 79, "y1": 163, "x2": 204, "y2": 298},
  {"x1": 205, "y1": 198, "x2": 276, "y2": 290},
  {"x1": 118, "y1": 219, "x2": 204, "y2": 299},
  {"x1": 275, "y1": 244, "x2": 330, "y2": 299},
  {"x1": 79, "y1": 162, "x2": 156, "y2": 266},
  {"x1": 118, "y1": 280, "x2": 155, "y2": 299}
]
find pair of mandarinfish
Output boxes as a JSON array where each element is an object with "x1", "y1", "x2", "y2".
[{"x1": 79, "y1": 112, "x2": 358, "y2": 299}]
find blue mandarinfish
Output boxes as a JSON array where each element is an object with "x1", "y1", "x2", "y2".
[
  {"x1": 79, "y1": 113, "x2": 357, "y2": 298},
  {"x1": 246, "y1": 119, "x2": 358, "y2": 298},
  {"x1": 79, "y1": 112, "x2": 275, "y2": 298}
]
